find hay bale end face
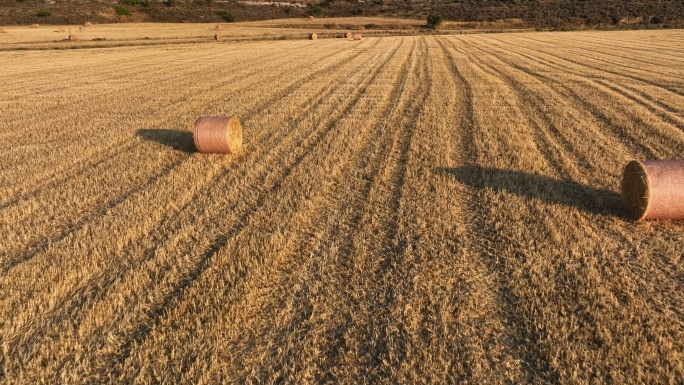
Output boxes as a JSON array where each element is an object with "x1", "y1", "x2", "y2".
[
  {"x1": 343, "y1": 32, "x2": 351, "y2": 39},
  {"x1": 309, "y1": 33, "x2": 317, "y2": 40},
  {"x1": 84, "y1": 22, "x2": 92, "y2": 27},
  {"x1": 308, "y1": 16, "x2": 314, "y2": 21},
  {"x1": 358, "y1": 25, "x2": 365, "y2": 31},
  {"x1": 214, "y1": 33, "x2": 221, "y2": 41},
  {"x1": 215, "y1": 24, "x2": 222, "y2": 30},
  {"x1": 353, "y1": 33, "x2": 362, "y2": 40},
  {"x1": 621, "y1": 159, "x2": 684, "y2": 220},
  {"x1": 193, "y1": 116, "x2": 243, "y2": 154}
]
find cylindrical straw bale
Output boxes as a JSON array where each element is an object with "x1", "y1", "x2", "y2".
[
  {"x1": 215, "y1": 24, "x2": 222, "y2": 30},
  {"x1": 358, "y1": 25, "x2": 365, "y2": 31},
  {"x1": 308, "y1": 16, "x2": 314, "y2": 21},
  {"x1": 343, "y1": 32, "x2": 351, "y2": 39},
  {"x1": 84, "y1": 22, "x2": 92, "y2": 27},
  {"x1": 309, "y1": 33, "x2": 317, "y2": 40},
  {"x1": 193, "y1": 116, "x2": 243, "y2": 154},
  {"x1": 621, "y1": 159, "x2": 684, "y2": 220},
  {"x1": 213, "y1": 33, "x2": 221, "y2": 41},
  {"x1": 353, "y1": 33, "x2": 362, "y2": 40},
  {"x1": 1, "y1": 28, "x2": 9, "y2": 33},
  {"x1": 31, "y1": 24, "x2": 40, "y2": 28}
]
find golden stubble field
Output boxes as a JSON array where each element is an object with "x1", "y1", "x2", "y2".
[{"x1": 0, "y1": 25, "x2": 683, "y2": 384}]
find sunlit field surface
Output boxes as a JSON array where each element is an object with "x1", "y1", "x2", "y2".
[{"x1": 1, "y1": 28, "x2": 683, "y2": 384}]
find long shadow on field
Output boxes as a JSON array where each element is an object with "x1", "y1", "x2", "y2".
[
  {"x1": 136, "y1": 129, "x2": 195, "y2": 153},
  {"x1": 436, "y1": 166, "x2": 629, "y2": 218}
]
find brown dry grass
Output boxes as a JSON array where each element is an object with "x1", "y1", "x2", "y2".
[{"x1": 0, "y1": 29, "x2": 683, "y2": 384}]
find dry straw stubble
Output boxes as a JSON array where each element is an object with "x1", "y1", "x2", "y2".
[{"x1": 2, "y1": 29, "x2": 684, "y2": 385}]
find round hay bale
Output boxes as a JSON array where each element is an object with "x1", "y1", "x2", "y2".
[
  {"x1": 193, "y1": 116, "x2": 243, "y2": 154},
  {"x1": 213, "y1": 33, "x2": 221, "y2": 41},
  {"x1": 343, "y1": 32, "x2": 351, "y2": 39},
  {"x1": 0, "y1": 28, "x2": 9, "y2": 33},
  {"x1": 308, "y1": 16, "x2": 314, "y2": 21},
  {"x1": 215, "y1": 24, "x2": 222, "y2": 30},
  {"x1": 353, "y1": 33, "x2": 362, "y2": 41},
  {"x1": 31, "y1": 24, "x2": 40, "y2": 28},
  {"x1": 358, "y1": 25, "x2": 365, "y2": 31},
  {"x1": 309, "y1": 33, "x2": 317, "y2": 40},
  {"x1": 84, "y1": 22, "x2": 92, "y2": 27},
  {"x1": 68, "y1": 33, "x2": 78, "y2": 41},
  {"x1": 56, "y1": 27, "x2": 66, "y2": 33},
  {"x1": 621, "y1": 159, "x2": 684, "y2": 220}
]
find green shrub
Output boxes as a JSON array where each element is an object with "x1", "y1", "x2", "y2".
[
  {"x1": 36, "y1": 9, "x2": 52, "y2": 17},
  {"x1": 308, "y1": 5, "x2": 322, "y2": 16},
  {"x1": 218, "y1": 11, "x2": 235, "y2": 22},
  {"x1": 115, "y1": 5, "x2": 131, "y2": 16},
  {"x1": 426, "y1": 14, "x2": 443, "y2": 29},
  {"x1": 124, "y1": 0, "x2": 150, "y2": 5}
]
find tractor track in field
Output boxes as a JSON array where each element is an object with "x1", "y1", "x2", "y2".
[
  {"x1": 0, "y1": 40, "x2": 357, "y2": 201},
  {"x1": 115, "y1": 37, "x2": 420, "y2": 385},
  {"x1": 1, "y1": 38, "x2": 406, "y2": 382},
  {"x1": 0, "y1": 39, "x2": 382, "y2": 272},
  {"x1": 438, "y1": 36, "x2": 561, "y2": 384}
]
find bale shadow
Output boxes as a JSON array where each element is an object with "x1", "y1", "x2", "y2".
[
  {"x1": 436, "y1": 166, "x2": 630, "y2": 218},
  {"x1": 136, "y1": 129, "x2": 195, "y2": 153}
]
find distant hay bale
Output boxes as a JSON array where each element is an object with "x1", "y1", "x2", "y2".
[
  {"x1": 621, "y1": 159, "x2": 684, "y2": 220},
  {"x1": 308, "y1": 16, "x2": 314, "y2": 21},
  {"x1": 213, "y1": 33, "x2": 221, "y2": 41},
  {"x1": 353, "y1": 33, "x2": 362, "y2": 40},
  {"x1": 84, "y1": 22, "x2": 92, "y2": 27},
  {"x1": 193, "y1": 116, "x2": 243, "y2": 154},
  {"x1": 215, "y1": 24, "x2": 222, "y2": 30},
  {"x1": 31, "y1": 24, "x2": 40, "y2": 28},
  {"x1": 343, "y1": 32, "x2": 351, "y2": 39},
  {"x1": 0, "y1": 28, "x2": 8, "y2": 33},
  {"x1": 309, "y1": 33, "x2": 317, "y2": 40},
  {"x1": 57, "y1": 27, "x2": 66, "y2": 32},
  {"x1": 66, "y1": 28, "x2": 79, "y2": 41},
  {"x1": 358, "y1": 25, "x2": 365, "y2": 31}
]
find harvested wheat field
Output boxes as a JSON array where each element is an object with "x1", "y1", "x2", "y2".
[{"x1": 1, "y1": 29, "x2": 683, "y2": 384}]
